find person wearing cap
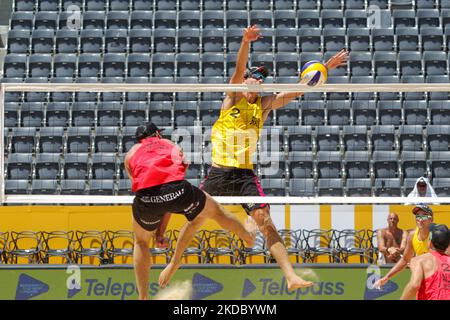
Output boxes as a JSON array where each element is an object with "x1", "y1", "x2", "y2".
[
  {"x1": 406, "y1": 176, "x2": 438, "y2": 205},
  {"x1": 400, "y1": 223, "x2": 450, "y2": 300},
  {"x1": 195, "y1": 25, "x2": 348, "y2": 291},
  {"x1": 124, "y1": 122, "x2": 256, "y2": 300},
  {"x1": 377, "y1": 213, "x2": 408, "y2": 264},
  {"x1": 374, "y1": 205, "x2": 435, "y2": 289}
]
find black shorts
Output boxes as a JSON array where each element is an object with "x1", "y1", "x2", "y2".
[
  {"x1": 200, "y1": 167, "x2": 269, "y2": 214},
  {"x1": 132, "y1": 180, "x2": 206, "y2": 232}
]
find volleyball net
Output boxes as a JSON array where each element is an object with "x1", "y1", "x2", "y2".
[{"x1": 2, "y1": 82, "x2": 450, "y2": 206}]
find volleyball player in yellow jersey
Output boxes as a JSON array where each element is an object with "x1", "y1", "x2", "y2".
[
  {"x1": 159, "y1": 25, "x2": 348, "y2": 291},
  {"x1": 374, "y1": 205, "x2": 435, "y2": 289}
]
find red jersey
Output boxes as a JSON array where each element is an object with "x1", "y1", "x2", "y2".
[
  {"x1": 129, "y1": 137, "x2": 186, "y2": 192},
  {"x1": 417, "y1": 250, "x2": 450, "y2": 300}
]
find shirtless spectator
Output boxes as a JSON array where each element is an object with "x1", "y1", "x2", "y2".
[{"x1": 377, "y1": 213, "x2": 408, "y2": 264}]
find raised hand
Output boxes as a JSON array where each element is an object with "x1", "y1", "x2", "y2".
[
  {"x1": 243, "y1": 25, "x2": 263, "y2": 43},
  {"x1": 324, "y1": 49, "x2": 349, "y2": 71}
]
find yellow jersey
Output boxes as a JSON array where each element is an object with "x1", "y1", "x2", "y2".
[
  {"x1": 412, "y1": 228, "x2": 429, "y2": 256},
  {"x1": 211, "y1": 97, "x2": 264, "y2": 169}
]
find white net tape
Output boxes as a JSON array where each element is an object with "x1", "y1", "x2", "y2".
[{"x1": 1, "y1": 83, "x2": 449, "y2": 205}]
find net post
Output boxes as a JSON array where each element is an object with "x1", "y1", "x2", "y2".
[{"x1": 0, "y1": 83, "x2": 4, "y2": 204}]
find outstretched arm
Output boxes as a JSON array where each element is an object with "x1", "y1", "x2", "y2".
[
  {"x1": 262, "y1": 49, "x2": 349, "y2": 111},
  {"x1": 400, "y1": 258, "x2": 424, "y2": 300}
]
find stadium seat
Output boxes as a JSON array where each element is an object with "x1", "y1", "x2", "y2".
[
  {"x1": 121, "y1": 127, "x2": 138, "y2": 152},
  {"x1": 202, "y1": 29, "x2": 225, "y2": 52},
  {"x1": 274, "y1": 10, "x2": 296, "y2": 28},
  {"x1": 430, "y1": 151, "x2": 450, "y2": 178},
  {"x1": 348, "y1": 28, "x2": 370, "y2": 52},
  {"x1": 176, "y1": 53, "x2": 200, "y2": 77},
  {"x1": 60, "y1": 179, "x2": 86, "y2": 195},
  {"x1": 151, "y1": 53, "x2": 175, "y2": 77},
  {"x1": 15, "y1": 0, "x2": 36, "y2": 11},
  {"x1": 346, "y1": 179, "x2": 372, "y2": 197},
  {"x1": 7, "y1": 30, "x2": 30, "y2": 54},
  {"x1": 34, "y1": 12, "x2": 57, "y2": 30},
  {"x1": 3, "y1": 54, "x2": 27, "y2": 78},
  {"x1": 11, "y1": 127, "x2": 36, "y2": 153},
  {"x1": 153, "y1": 29, "x2": 176, "y2": 53},
  {"x1": 432, "y1": 178, "x2": 450, "y2": 196},
  {"x1": 401, "y1": 76, "x2": 426, "y2": 101},
  {"x1": 393, "y1": 10, "x2": 416, "y2": 29},
  {"x1": 372, "y1": 28, "x2": 395, "y2": 52},
  {"x1": 275, "y1": 53, "x2": 298, "y2": 76},
  {"x1": 426, "y1": 75, "x2": 449, "y2": 101},
  {"x1": 276, "y1": 101, "x2": 299, "y2": 126},
  {"x1": 275, "y1": 28, "x2": 297, "y2": 53},
  {"x1": 149, "y1": 101, "x2": 172, "y2": 127},
  {"x1": 178, "y1": 29, "x2": 200, "y2": 53},
  {"x1": 154, "y1": 10, "x2": 177, "y2": 29},
  {"x1": 35, "y1": 153, "x2": 60, "y2": 180},
  {"x1": 58, "y1": 11, "x2": 79, "y2": 31},
  {"x1": 372, "y1": 151, "x2": 399, "y2": 178},
  {"x1": 10, "y1": 12, "x2": 34, "y2": 31},
  {"x1": 91, "y1": 153, "x2": 117, "y2": 179},
  {"x1": 53, "y1": 54, "x2": 77, "y2": 78},
  {"x1": 427, "y1": 125, "x2": 450, "y2": 151},
  {"x1": 376, "y1": 75, "x2": 401, "y2": 100},
  {"x1": 106, "y1": 11, "x2": 129, "y2": 30},
  {"x1": 5, "y1": 180, "x2": 29, "y2": 194},
  {"x1": 318, "y1": 179, "x2": 343, "y2": 196},
  {"x1": 378, "y1": 101, "x2": 402, "y2": 125},
  {"x1": 249, "y1": 10, "x2": 273, "y2": 29},
  {"x1": 129, "y1": 29, "x2": 151, "y2": 53},
  {"x1": 174, "y1": 101, "x2": 198, "y2": 127},
  {"x1": 20, "y1": 102, "x2": 44, "y2": 127},
  {"x1": 375, "y1": 178, "x2": 401, "y2": 196},
  {"x1": 423, "y1": 52, "x2": 447, "y2": 76},
  {"x1": 430, "y1": 101, "x2": 450, "y2": 124},
  {"x1": 77, "y1": 54, "x2": 101, "y2": 78},
  {"x1": 75, "y1": 77, "x2": 100, "y2": 102},
  {"x1": 178, "y1": 10, "x2": 201, "y2": 29},
  {"x1": 49, "y1": 78, "x2": 74, "y2": 102},
  {"x1": 288, "y1": 151, "x2": 314, "y2": 178},
  {"x1": 323, "y1": 28, "x2": 346, "y2": 52},
  {"x1": 401, "y1": 151, "x2": 428, "y2": 179},
  {"x1": 374, "y1": 52, "x2": 398, "y2": 76},
  {"x1": 85, "y1": 0, "x2": 106, "y2": 10},
  {"x1": 298, "y1": 28, "x2": 321, "y2": 52},
  {"x1": 28, "y1": 54, "x2": 52, "y2": 78},
  {"x1": 7, "y1": 153, "x2": 33, "y2": 180},
  {"x1": 317, "y1": 151, "x2": 342, "y2": 178},
  {"x1": 345, "y1": 151, "x2": 370, "y2": 179},
  {"x1": 130, "y1": 11, "x2": 152, "y2": 29},
  {"x1": 345, "y1": 9, "x2": 367, "y2": 29},
  {"x1": 371, "y1": 125, "x2": 396, "y2": 151},
  {"x1": 122, "y1": 102, "x2": 146, "y2": 127},
  {"x1": 126, "y1": 53, "x2": 149, "y2": 78},
  {"x1": 321, "y1": 9, "x2": 343, "y2": 29},
  {"x1": 150, "y1": 77, "x2": 174, "y2": 101},
  {"x1": 105, "y1": 29, "x2": 128, "y2": 53},
  {"x1": 55, "y1": 30, "x2": 78, "y2": 54},
  {"x1": 66, "y1": 127, "x2": 92, "y2": 153},
  {"x1": 301, "y1": 101, "x2": 325, "y2": 126},
  {"x1": 289, "y1": 179, "x2": 315, "y2": 196},
  {"x1": 117, "y1": 179, "x2": 132, "y2": 195},
  {"x1": 403, "y1": 101, "x2": 428, "y2": 125},
  {"x1": 89, "y1": 179, "x2": 115, "y2": 195},
  {"x1": 250, "y1": 53, "x2": 274, "y2": 74},
  {"x1": 343, "y1": 126, "x2": 368, "y2": 151},
  {"x1": 252, "y1": 28, "x2": 273, "y2": 52},
  {"x1": 260, "y1": 179, "x2": 286, "y2": 196},
  {"x1": 396, "y1": 27, "x2": 419, "y2": 51},
  {"x1": 156, "y1": 0, "x2": 176, "y2": 10},
  {"x1": 202, "y1": 10, "x2": 225, "y2": 30},
  {"x1": 97, "y1": 101, "x2": 121, "y2": 126},
  {"x1": 316, "y1": 126, "x2": 341, "y2": 151},
  {"x1": 326, "y1": 101, "x2": 351, "y2": 126},
  {"x1": 399, "y1": 125, "x2": 425, "y2": 151},
  {"x1": 399, "y1": 52, "x2": 423, "y2": 76},
  {"x1": 417, "y1": 9, "x2": 440, "y2": 29},
  {"x1": 5, "y1": 103, "x2": 19, "y2": 128},
  {"x1": 225, "y1": 53, "x2": 237, "y2": 76},
  {"x1": 80, "y1": 29, "x2": 103, "y2": 54},
  {"x1": 421, "y1": 28, "x2": 444, "y2": 51},
  {"x1": 199, "y1": 101, "x2": 222, "y2": 126},
  {"x1": 38, "y1": 127, "x2": 64, "y2": 153}
]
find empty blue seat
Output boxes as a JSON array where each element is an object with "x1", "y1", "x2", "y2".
[
  {"x1": 31, "y1": 29, "x2": 54, "y2": 54},
  {"x1": 153, "y1": 28, "x2": 176, "y2": 53},
  {"x1": 110, "y1": 0, "x2": 130, "y2": 10},
  {"x1": 154, "y1": 10, "x2": 177, "y2": 29},
  {"x1": 298, "y1": 28, "x2": 321, "y2": 52},
  {"x1": 202, "y1": 29, "x2": 225, "y2": 52},
  {"x1": 326, "y1": 76, "x2": 350, "y2": 100},
  {"x1": 275, "y1": 28, "x2": 297, "y2": 53},
  {"x1": 399, "y1": 52, "x2": 422, "y2": 76},
  {"x1": 7, "y1": 30, "x2": 30, "y2": 54},
  {"x1": 373, "y1": 151, "x2": 399, "y2": 178},
  {"x1": 130, "y1": 10, "x2": 152, "y2": 29},
  {"x1": 426, "y1": 75, "x2": 450, "y2": 101},
  {"x1": 38, "y1": 126, "x2": 64, "y2": 153},
  {"x1": 317, "y1": 151, "x2": 342, "y2": 179},
  {"x1": 181, "y1": 0, "x2": 201, "y2": 10},
  {"x1": 393, "y1": 9, "x2": 416, "y2": 28},
  {"x1": 371, "y1": 125, "x2": 396, "y2": 150},
  {"x1": 5, "y1": 103, "x2": 19, "y2": 128},
  {"x1": 350, "y1": 52, "x2": 373, "y2": 77},
  {"x1": 121, "y1": 127, "x2": 138, "y2": 152},
  {"x1": 417, "y1": 9, "x2": 440, "y2": 29},
  {"x1": 105, "y1": 29, "x2": 128, "y2": 53},
  {"x1": 11, "y1": 127, "x2": 36, "y2": 153},
  {"x1": 301, "y1": 101, "x2": 325, "y2": 125},
  {"x1": 316, "y1": 126, "x2": 341, "y2": 151},
  {"x1": 3, "y1": 54, "x2": 27, "y2": 78},
  {"x1": 178, "y1": 10, "x2": 201, "y2": 29},
  {"x1": 174, "y1": 101, "x2": 198, "y2": 127},
  {"x1": 401, "y1": 151, "x2": 427, "y2": 179},
  {"x1": 326, "y1": 101, "x2": 350, "y2": 126},
  {"x1": 423, "y1": 52, "x2": 447, "y2": 76},
  {"x1": 399, "y1": 125, "x2": 424, "y2": 151},
  {"x1": 78, "y1": 53, "x2": 101, "y2": 78},
  {"x1": 348, "y1": 28, "x2": 370, "y2": 51},
  {"x1": 85, "y1": 0, "x2": 106, "y2": 10},
  {"x1": 202, "y1": 10, "x2": 225, "y2": 29},
  {"x1": 404, "y1": 100, "x2": 428, "y2": 125},
  {"x1": 345, "y1": 151, "x2": 370, "y2": 178},
  {"x1": 150, "y1": 77, "x2": 174, "y2": 101},
  {"x1": 346, "y1": 179, "x2": 372, "y2": 197},
  {"x1": 274, "y1": 10, "x2": 296, "y2": 28},
  {"x1": 176, "y1": 53, "x2": 200, "y2": 77},
  {"x1": 297, "y1": 10, "x2": 320, "y2": 28},
  {"x1": 60, "y1": 179, "x2": 86, "y2": 195},
  {"x1": 38, "y1": 0, "x2": 60, "y2": 11},
  {"x1": 430, "y1": 151, "x2": 450, "y2": 178},
  {"x1": 28, "y1": 54, "x2": 52, "y2": 78},
  {"x1": 421, "y1": 28, "x2": 444, "y2": 51},
  {"x1": 252, "y1": 28, "x2": 273, "y2": 52},
  {"x1": 155, "y1": 0, "x2": 176, "y2": 10},
  {"x1": 378, "y1": 101, "x2": 402, "y2": 125},
  {"x1": 345, "y1": 0, "x2": 365, "y2": 9},
  {"x1": 89, "y1": 179, "x2": 115, "y2": 195},
  {"x1": 321, "y1": 9, "x2": 344, "y2": 29},
  {"x1": 427, "y1": 125, "x2": 450, "y2": 151},
  {"x1": 199, "y1": 100, "x2": 221, "y2": 125},
  {"x1": 321, "y1": 0, "x2": 342, "y2": 9},
  {"x1": 288, "y1": 151, "x2": 313, "y2": 178},
  {"x1": 15, "y1": 0, "x2": 36, "y2": 11},
  {"x1": 80, "y1": 29, "x2": 103, "y2": 54},
  {"x1": 318, "y1": 178, "x2": 343, "y2": 196},
  {"x1": 97, "y1": 103, "x2": 121, "y2": 127},
  {"x1": 276, "y1": 101, "x2": 299, "y2": 126},
  {"x1": 401, "y1": 75, "x2": 426, "y2": 101},
  {"x1": 35, "y1": 153, "x2": 60, "y2": 180},
  {"x1": 287, "y1": 126, "x2": 313, "y2": 151},
  {"x1": 376, "y1": 75, "x2": 401, "y2": 100},
  {"x1": 5, "y1": 180, "x2": 29, "y2": 194},
  {"x1": 343, "y1": 126, "x2": 368, "y2": 151},
  {"x1": 151, "y1": 53, "x2": 175, "y2": 77},
  {"x1": 10, "y1": 12, "x2": 33, "y2": 31},
  {"x1": 260, "y1": 179, "x2": 286, "y2": 196},
  {"x1": 289, "y1": 178, "x2": 316, "y2": 196},
  {"x1": 396, "y1": 27, "x2": 419, "y2": 51},
  {"x1": 123, "y1": 102, "x2": 147, "y2": 126},
  {"x1": 7, "y1": 153, "x2": 33, "y2": 180},
  {"x1": 94, "y1": 127, "x2": 119, "y2": 152},
  {"x1": 323, "y1": 28, "x2": 346, "y2": 52},
  {"x1": 21, "y1": 102, "x2": 44, "y2": 127},
  {"x1": 53, "y1": 54, "x2": 77, "y2": 78},
  {"x1": 175, "y1": 76, "x2": 199, "y2": 101},
  {"x1": 102, "y1": 53, "x2": 126, "y2": 78},
  {"x1": 297, "y1": 0, "x2": 317, "y2": 9},
  {"x1": 149, "y1": 101, "x2": 173, "y2": 126},
  {"x1": 72, "y1": 102, "x2": 96, "y2": 126},
  {"x1": 63, "y1": 153, "x2": 89, "y2": 179},
  {"x1": 202, "y1": 53, "x2": 225, "y2": 77},
  {"x1": 374, "y1": 52, "x2": 397, "y2": 76},
  {"x1": 430, "y1": 101, "x2": 450, "y2": 124},
  {"x1": 178, "y1": 29, "x2": 200, "y2": 53},
  {"x1": 129, "y1": 29, "x2": 151, "y2": 53},
  {"x1": 34, "y1": 12, "x2": 57, "y2": 30},
  {"x1": 55, "y1": 30, "x2": 78, "y2": 54},
  {"x1": 372, "y1": 28, "x2": 395, "y2": 51},
  {"x1": 24, "y1": 77, "x2": 49, "y2": 102},
  {"x1": 275, "y1": 52, "x2": 298, "y2": 76},
  {"x1": 345, "y1": 9, "x2": 367, "y2": 28},
  {"x1": 375, "y1": 178, "x2": 401, "y2": 196},
  {"x1": 225, "y1": 53, "x2": 237, "y2": 76},
  {"x1": 250, "y1": 10, "x2": 273, "y2": 29},
  {"x1": 107, "y1": 11, "x2": 129, "y2": 30},
  {"x1": 67, "y1": 127, "x2": 92, "y2": 153}
]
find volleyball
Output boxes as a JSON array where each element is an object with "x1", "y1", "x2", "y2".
[{"x1": 300, "y1": 60, "x2": 328, "y2": 86}]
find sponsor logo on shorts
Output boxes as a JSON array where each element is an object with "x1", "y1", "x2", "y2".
[
  {"x1": 185, "y1": 201, "x2": 200, "y2": 215},
  {"x1": 140, "y1": 189, "x2": 184, "y2": 203},
  {"x1": 140, "y1": 219, "x2": 161, "y2": 226}
]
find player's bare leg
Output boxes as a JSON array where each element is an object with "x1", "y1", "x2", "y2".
[
  {"x1": 159, "y1": 194, "x2": 256, "y2": 288},
  {"x1": 132, "y1": 216, "x2": 154, "y2": 300},
  {"x1": 251, "y1": 207, "x2": 314, "y2": 291}
]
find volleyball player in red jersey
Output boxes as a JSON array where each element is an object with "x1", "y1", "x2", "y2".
[
  {"x1": 401, "y1": 223, "x2": 450, "y2": 300},
  {"x1": 124, "y1": 122, "x2": 256, "y2": 300}
]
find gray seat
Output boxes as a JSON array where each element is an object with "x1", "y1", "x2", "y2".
[
  {"x1": 427, "y1": 76, "x2": 450, "y2": 100},
  {"x1": 85, "y1": 0, "x2": 106, "y2": 10},
  {"x1": 66, "y1": 127, "x2": 92, "y2": 153},
  {"x1": 322, "y1": 0, "x2": 342, "y2": 9},
  {"x1": 371, "y1": 125, "x2": 396, "y2": 150},
  {"x1": 250, "y1": 0, "x2": 271, "y2": 9},
  {"x1": 5, "y1": 103, "x2": 19, "y2": 128},
  {"x1": 7, "y1": 30, "x2": 30, "y2": 54},
  {"x1": 149, "y1": 101, "x2": 173, "y2": 126},
  {"x1": 276, "y1": 101, "x2": 299, "y2": 126},
  {"x1": 317, "y1": 151, "x2": 342, "y2": 179},
  {"x1": 288, "y1": 151, "x2": 314, "y2": 178},
  {"x1": 129, "y1": 29, "x2": 151, "y2": 53},
  {"x1": 130, "y1": 11, "x2": 153, "y2": 29},
  {"x1": 326, "y1": 75, "x2": 350, "y2": 100},
  {"x1": 153, "y1": 28, "x2": 176, "y2": 53},
  {"x1": 5, "y1": 180, "x2": 29, "y2": 194},
  {"x1": 372, "y1": 28, "x2": 395, "y2": 51},
  {"x1": 301, "y1": 101, "x2": 325, "y2": 126},
  {"x1": 176, "y1": 53, "x2": 200, "y2": 77},
  {"x1": 396, "y1": 27, "x2": 419, "y2": 51},
  {"x1": 393, "y1": 9, "x2": 416, "y2": 28},
  {"x1": 250, "y1": 10, "x2": 273, "y2": 29},
  {"x1": 399, "y1": 125, "x2": 425, "y2": 151},
  {"x1": 202, "y1": 10, "x2": 225, "y2": 29},
  {"x1": 91, "y1": 153, "x2": 117, "y2": 179},
  {"x1": 417, "y1": 9, "x2": 440, "y2": 29},
  {"x1": 423, "y1": 52, "x2": 447, "y2": 76},
  {"x1": 7, "y1": 153, "x2": 33, "y2": 180},
  {"x1": 421, "y1": 28, "x2": 444, "y2": 51},
  {"x1": 252, "y1": 28, "x2": 273, "y2": 53},
  {"x1": 178, "y1": 10, "x2": 201, "y2": 29},
  {"x1": 53, "y1": 54, "x2": 77, "y2": 78},
  {"x1": 225, "y1": 28, "x2": 242, "y2": 53},
  {"x1": 297, "y1": 10, "x2": 320, "y2": 28},
  {"x1": 250, "y1": 53, "x2": 274, "y2": 74},
  {"x1": 346, "y1": 179, "x2": 372, "y2": 197},
  {"x1": 202, "y1": 53, "x2": 225, "y2": 77},
  {"x1": 323, "y1": 28, "x2": 346, "y2": 52},
  {"x1": 316, "y1": 126, "x2": 341, "y2": 151},
  {"x1": 287, "y1": 126, "x2": 313, "y2": 151},
  {"x1": 345, "y1": 9, "x2": 368, "y2": 28},
  {"x1": 298, "y1": 28, "x2": 321, "y2": 52},
  {"x1": 399, "y1": 52, "x2": 422, "y2": 76},
  {"x1": 110, "y1": 0, "x2": 130, "y2": 10},
  {"x1": 297, "y1": 0, "x2": 317, "y2": 8},
  {"x1": 55, "y1": 30, "x2": 78, "y2": 54},
  {"x1": 60, "y1": 179, "x2": 86, "y2": 195},
  {"x1": 11, "y1": 128, "x2": 36, "y2": 153},
  {"x1": 430, "y1": 101, "x2": 450, "y2": 124},
  {"x1": 403, "y1": 177, "x2": 420, "y2": 196},
  {"x1": 343, "y1": 126, "x2": 368, "y2": 151},
  {"x1": 3, "y1": 54, "x2": 27, "y2": 78},
  {"x1": 10, "y1": 12, "x2": 33, "y2": 31},
  {"x1": 151, "y1": 53, "x2": 175, "y2": 77},
  {"x1": 260, "y1": 179, "x2": 286, "y2": 196},
  {"x1": 15, "y1": 0, "x2": 36, "y2": 11},
  {"x1": 178, "y1": 29, "x2": 200, "y2": 53},
  {"x1": 155, "y1": 0, "x2": 176, "y2": 10},
  {"x1": 274, "y1": 10, "x2": 296, "y2": 28},
  {"x1": 181, "y1": 0, "x2": 201, "y2": 9},
  {"x1": 427, "y1": 125, "x2": 450, "y2": 151},
  {"x1": 102, "y1": 53, "x2": 126, "y2": 78},
  {"x1": 321, "y1": 10, "x2": 344, "y2": 29},
  {"x1": 376, "y1": 75, "x2": 400, "y2": 100},
  {"x1": 430, "y1": 151, "x2": 450, "y2": 178},
  {"x1": 372, "y1": 151, "x2": 399, "y2": 178},
  {"x1": 404, "y1": 101, "x2": 428, "y2": 125},
  {"x1": 289, "y1": 179, "x2": 315, "y2": 196},
  {"x1": 89, "y1": 180, "x2": 115, "y2": 195},
  {"x1": 202, "y1": 29, "x2": 225, "y2": 52},
  {"x1": 275, "y1": 28, "x2": 297, "y2": 53},
  {"x1": 34, "y1": 12, "x2": 57, "y2": 30},
  {"x1": 345, "y1": 151, "x2": 370, "y2": 178},
  {"x1": 150, "y1": 77, "x2": 174, "y2": 101},
  {"x1": 225, "y1": 53, "x2": 237, "y2": 76},
  {"x1": 118, "y1": 179, "x2": 132, "y2": 195},
  {"x1": 351, "y1": 76, "x2": 375, "y2": 101},
  {"x1": 374, "y1": 52, "x2": 397, "y2": 76},
  {"x1": 175, "y1": 77, "x2": 199, "y2": 101},
  {"x1": 35, "y1": 153, "x2": 60, "y2": 180},
  {"x1": 28, "y1": 54, "x2": 52, "y2": 78},
  {"x1": 97, "y1": 103, "x2": 121, "y2": 127},
  {"x1": 78, "y1": 54, "x2": 101, "y2": 78},
  {"x1": 275, "y1": 53, "x2": 298, "y2": 77},
  {"x1": 228, "y1": 0, "x2": 247, "y2": 9},
  {"x1": 31, "y1": 180, "x2": 58, "y2": 195},
  {"x1": 72, "y1": 102, "x2": 96, "y2": 126},
  {"x1": 21, "y1": 102, "x2": 44, "y2": 127},
  {"x1": 401, "y1": 151, "x2": 427, "y2": 179},
  {"x1": 375, "y1": 178, "x2": 401, "y2": 196},
  {"x1": 49, "y1": 78, "x2": 74, "y2": 102},
  {"x1": 121, "y1": 127, "x2": 138, "y2": 152},
  {"x1": 24, "y1": 77, "x2": 49, "y2": 103},
  {"x1": 401, "y1": 75, "x2": 426, "y2": 101},
  {"x1": 58, "y1": 11, "x2": 80, "y2": 30},
  {"x1": 432, "y1": 178, "x2": 450, "y2": 196},
  {"x1": 127, "y1": 53, "x2": 150, "y2": 78},
  {"x1": 75, "y1": 77, "x2": 99, "y2": 102},
  {"x1": 123, "y1": 102, "x2": 147, "y2": 127},
  {"x1": 63, "y1": 153, "x2": 89, "y2": 179},
  {"x1": 125, "y1": 77, "x2": 149, "y2": 101},
  {"x1": 38, "y1": 127, "x2": 64, "y2": 153},
  {"x1": 106, "y1": 11, "x2": 129, "y2": 30},
  {"x1": 154, "y1": 10, "x2": 177, "y2": 29},
  {"x1": 318, "y1": 178, "x2": 343, "y2": 196},
  {"x1": 378, "y1": 101, "x2": 402, "y2": 125},
  {"x1": 226, "y1": 10, "x2": 248, "y2": 29},
  {"x1": 105, "y1": 29, "x2": 128, "y2": 53},
  {"x1": 174, "y1": 101, "x2": 198, "y2": 126},
  {"x1": 199, "y1": 101, "x2": 222, "y2": 125},
  {"x1": 80, "y1": 29, "x2": 103, "y2": 54},
  {"x1": 82, "y1": 11, "x2": 105, "y2": 30},
  {"x1": 348, "y1": 28, "x2": 370, "y2": 52}
]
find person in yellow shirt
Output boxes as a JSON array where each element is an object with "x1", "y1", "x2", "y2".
[
  {"x1": 374, "y1": 204, "x2": 434, "y2": 289},
  {"x1": 159, "y1": 25, "x2": 348, "y2": 291}
]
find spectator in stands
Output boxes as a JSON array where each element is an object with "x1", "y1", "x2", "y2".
[
  {"x1": 377, "y1": 213, "x2": 408, "y2": 264},
  {"x1": 374, "y1": 204, "x2": 434, "y2": 289},
  {"x1": 400, "y1": 223, "x2": 450, "y2": 300},
  {"x1": 407, "y1": 177, "x2": 438, "y2": 205}
]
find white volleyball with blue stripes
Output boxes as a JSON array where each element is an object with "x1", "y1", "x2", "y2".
[{"x1": 300, "y1": 60, "x2": 328, "y2": 86}]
